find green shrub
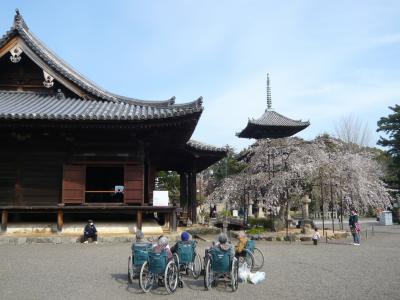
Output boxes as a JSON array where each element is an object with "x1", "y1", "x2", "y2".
[
  {"x1": 246, "y1": 227, "x2": 266, "y2": 235},
  {"x1": 220, "y1": 209, "x2": 231, "y2": 217},
  {"x1": 248, "y1": 217, "x2": 270, "y2": 228},
  {"x1": 248, "y1": 217, "x2": 285, "y2": 232}
]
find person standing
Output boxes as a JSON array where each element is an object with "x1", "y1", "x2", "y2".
[
  {"x1": 211, "y1": 205, "x2": 217, "y2": 218},
  {"x1": 312, "y1": 228, "x2": 320, "y2": 245},
  {"x1": 349, "y1": 210, "x2": 360, "y2": 245},
  {"x1": 83, "y1": 219, "x2": 98, "y2": 244}
]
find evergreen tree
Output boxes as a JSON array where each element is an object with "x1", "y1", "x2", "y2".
[{"x1": 377, "y1": 105, "x2": 400, "y2": 190}]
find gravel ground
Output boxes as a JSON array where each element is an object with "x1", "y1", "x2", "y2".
[{"x1": 0, "y1": 226, "x2": 399, "y2": 300}]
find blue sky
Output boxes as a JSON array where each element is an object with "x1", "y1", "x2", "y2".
[{"x1": 1, "y1": 1, "x2": 399, "y2": 151}]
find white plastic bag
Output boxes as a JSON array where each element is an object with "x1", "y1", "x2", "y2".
[
  {"x1": 248, "y1": 271, "x2": 266, "y2": 284},
  {"x1": 238, "y1": 262, "x2": 251, "y2": 282}
]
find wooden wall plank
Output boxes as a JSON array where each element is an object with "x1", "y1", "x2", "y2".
[
  {"x1": 124, "y1": 164, "x2": 143, "y2": 204},
  {"x1": 62, "y1": 165, "x2": 85, "y2": 204}
]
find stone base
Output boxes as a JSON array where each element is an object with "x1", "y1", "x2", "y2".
[
  {"x1": 300, "y1": 219, "x2": 315, "y2": 233},
  {"x1": 301, "y1": 224, "x2": 312, "y2": 234}
]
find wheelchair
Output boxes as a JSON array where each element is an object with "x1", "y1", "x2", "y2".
[
  {"x1": 245, "y1": 240, "x2": 264, "y2": 271},
  {"x1": 203, "y1": 247, "x2": 239, "y2": 292},
  {"x1": 235, "y1": 243, "x2": 255, "y2": 271},
  {"x1": 128, "y1": 242, "x2": 153, "y2": 283},
  {"x1": 173, "y1": 241, "x2": 202, "y2": 287},
  {"x1": 139, "y1": 250, "x2": 178, "y2": 294}
]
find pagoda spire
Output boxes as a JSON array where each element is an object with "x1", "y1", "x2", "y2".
[{"x1": 266, "y1": 73, "x2": 272, "y2": 111}]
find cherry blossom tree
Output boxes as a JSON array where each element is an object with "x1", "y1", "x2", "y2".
[{"x1": 207, "y1": 135, "x2": 392, "y2": 219}]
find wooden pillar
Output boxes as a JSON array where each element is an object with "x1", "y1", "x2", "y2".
[
  {"x1": 1, "y1": 210, "x2": 8, "y2": 233},
  {"x1": 171, "y1": 209, "x2": 177, "y2": 232},
  {"x1": 187, "y1": 173, "x2": 192, "y2": 220},
  {"x1": 57, "y1": 209, "x2": 63, "y2": 232},
  {"x1": 164, "y1": 213, "x2": 170, "y2": 230},
  {"x1": 179, "y1": 172, "x2": 188, "y2": 210},
  {"x1": 137, "y1": 210, "x2": 143, "y2": 230},
  {"x1": 189, "y1": 169, "x2": 197, "y2": 224}
]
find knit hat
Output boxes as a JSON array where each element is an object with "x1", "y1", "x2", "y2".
[
  {"x1": 181, "y1": 231, "x2": 190, "y2": 241},
  {"x1": 136, "y1": 230, "x2": 144, "y2": 240},
  {"x1": 158, "y1": 236, "x2": 169, "y2": 247}
]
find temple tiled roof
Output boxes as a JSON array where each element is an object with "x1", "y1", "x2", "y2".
[
  {"x1": 0, "y1": 10, "x2": 196, "y2": 107},
  {"x1": 237, "y1": 109, "x2": 310, "y2": 139},
  {"x1": 250, "y1": 110, "x2": 310, "y2": 127},
  {"x1": 0, "y1": 90, "x2": 202, "y2": 121},
  {"x1": 186, "y1": 140, "x2": 227, "y2": 153}
]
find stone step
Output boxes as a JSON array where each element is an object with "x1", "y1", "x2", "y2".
[
  {"x1": 0, "y1": 233, "x2": 181, "y2": 245},
  {"x1": 3, "y1": 220, "x2": 164, "y2": 235}
]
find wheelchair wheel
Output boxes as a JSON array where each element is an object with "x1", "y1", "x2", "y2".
[
  {"x1": 191, "y1": 253, "x2": 202, "y2": 279},
  {"x1": 231, "y1": 258, "x2": 239, "y2": 292},
  {"x1": 173, "y1": 253, "x2": 180, "y2": 266},
  {"x1": 128, "y1": 256, "x2": 134, "y2": 283},
  {"x1": 139, "y1": 261, "x2": 153, "y2": 293},
  {"x1": 165, "y1": 260, "x2": 178, "y2": 294},
  {"x1": 239, "y1": 249, "x2": 255, "y2": 271},
  {"x1": 252, "y1": 247, "x2": 264, "y2": 271},
  {"x1": 204, "y1": 259, "x2": 213, "y2": 290}
]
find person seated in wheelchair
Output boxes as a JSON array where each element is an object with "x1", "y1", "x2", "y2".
[
  {"x1": 131, "y1": 230, "x2": 151, "y2": 250},
  {"x1": 149, "y1": 236, "x2": 175, "y2": 288},
  {"x1": 234, "y1": 231, "x2": 248, "y2": 256},
  {"x1": 170, "y1": 231, "x2": 192, "y2": 254},
  {"x1": 204, "y1": 233, "x2": 239, "y2": 291},
  {"x1": 153, "y1": 236, "x2": 173, "y2": 260},
  {"x1": 212, "y1": 233, "x2": 234, "y2": 256},
  {"x1": 131, "y1": 230, "x2": 152, "y2": 260},
  {"x1": 128, "y1": 230, "x2": 153, "y2": 282}
]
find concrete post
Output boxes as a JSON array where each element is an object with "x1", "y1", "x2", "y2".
[
  {"x1": 1, "y1": 210, "x2": 8, "y2": 233},
  {"x1": 248, "y1": 202, "x2": 254, "y2": 217},
  {"x1": 137, "y1": 210, "x2": 143, "y2": 230},
  {"x1": 57, "y1": 209, "x2": 63, "y2": 233},
  {"x1": 257, "y1": 202, "x2": 265, "y2": 218}
]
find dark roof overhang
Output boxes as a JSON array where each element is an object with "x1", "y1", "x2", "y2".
[
  {"x1": 149, "y1": 140, "x2": 227, "y2": 173},
  {"x1": 237, "y1": 110, "x2": 310, "y2": 139}
]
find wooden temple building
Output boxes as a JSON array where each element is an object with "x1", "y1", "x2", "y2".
[{"x1": 0, "y1": 11, "x2": 226, "y2": 233}]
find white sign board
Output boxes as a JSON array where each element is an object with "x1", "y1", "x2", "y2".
[
  {"x1": 153, "y1": 191, "x2": 169, "y2": 206},
  {"x1": 114, "y1": 186, "x2": 124, "y2": 193}
]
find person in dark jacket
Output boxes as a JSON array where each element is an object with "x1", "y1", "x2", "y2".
[
  {"x1": 349, "y1": 210, "x2": 360, "y2": 245},
  {"x1": 83, "y1": 219, "x2": 98, "y2": 244}
]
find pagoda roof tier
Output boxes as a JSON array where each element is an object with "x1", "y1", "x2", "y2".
[
  {"x1": 237, "y1": 109, "x2": 310, "y2": 139},
  {"x1": 0, "y1": 10, "x2": 194, "y2": 106},
  {"x1": 0, "y1": 90, "x2": 202, "y2": 121}
]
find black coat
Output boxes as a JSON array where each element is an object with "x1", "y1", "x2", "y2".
[
  {"x1": 84, "y1": 224, "x2": 97, "y2": 236},
  {"x1": 349, "y1": 215, "x2": 358, "y2": 228}
]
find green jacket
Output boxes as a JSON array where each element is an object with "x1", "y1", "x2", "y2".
[{"x1": 349, "y1": 215, "x2": 358, "y2": 228}]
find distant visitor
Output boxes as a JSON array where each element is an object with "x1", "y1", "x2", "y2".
[{"x1": 83, "y1": 219, "x2": 98, "y2": 244}]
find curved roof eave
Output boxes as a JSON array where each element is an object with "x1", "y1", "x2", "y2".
[{"x1": 0, "y1": 10, "x2": 200, "y2": 110}]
